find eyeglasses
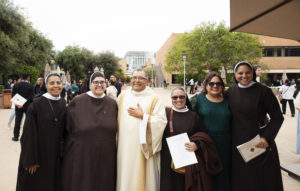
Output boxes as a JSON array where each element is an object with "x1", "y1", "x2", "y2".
[
  {"x1": 48, "y1": 81, "x2": 62, "y2": 85},
  {"x1": 208, "y1": 82, "x2": 222, "y2": 87},
  {"x1": 92, "y1": 81, "x2": 106, "y2": 86},
  {"x1": 131, "y1": 76, "x2": 147, "y2": 81},
  {"x1": 171, "y1": 95, "x2": 186, "y2": 100}
]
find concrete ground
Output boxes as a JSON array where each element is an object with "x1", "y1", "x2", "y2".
[{"x1": 0, "y1": 87, "x2": 300, "y2": 190}]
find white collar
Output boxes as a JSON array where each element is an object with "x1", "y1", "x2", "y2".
[
  {"x1": 87, "y1": 91, "x2": 105, "y2": 99},
  {"x1": 42, "y1": 92, "x2": 61, "y2": 100},
  {"x1": 131, "y1": 86, "x2": 149, "y2": 95},
  {"x1": 238, "y1": 81, "x2": 256, "y2": 88},
  {"x1": 172, "y1": 106, "x2": 189, "y2": 113}
]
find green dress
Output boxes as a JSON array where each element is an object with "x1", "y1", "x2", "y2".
[{"x1": 193, "y1": 93, "x2": 231, "y2": 191}]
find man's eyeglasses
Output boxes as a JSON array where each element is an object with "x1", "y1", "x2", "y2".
[
  {"x1": 171, "y1": 95, "x2": 186, "y2": 100},
  {"x1": 131, "y1": 76, "x2": 147, "y2": 81},
  {"x1": 92, "y1": 81, "x2": 106, "y2": 86},
  {"x1": 48, "y1": 81, "x2": 62, "y2": 85},
  {"x1": 208, "y1": 82, "x2": 222, "y2": 87}
]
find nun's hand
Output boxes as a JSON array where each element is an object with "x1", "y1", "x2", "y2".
[
  {"x1": 25, "y1": 164, "x2": 40, "y2": 175},
  {"x1": 185, "y1": 142, "x2": 197, "y2": 152},
  {"x1": 128, "y1": 104, "x2": 144, "y2": 119},
  {"x1": 255, "y1": 137, "x2": 269, "y2": 149}
]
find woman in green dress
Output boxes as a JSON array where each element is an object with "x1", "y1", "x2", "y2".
[{"x1": 193, "y1": 71, "x2": 231, "y2": 191}]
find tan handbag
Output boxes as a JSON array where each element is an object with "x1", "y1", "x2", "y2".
[{"x1": 169, "y1": 108, "x2": 186, "y2": 174}]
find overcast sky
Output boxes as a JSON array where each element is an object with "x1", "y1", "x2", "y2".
[{"x1": 13, "y1": 0, "x2": 230, "y2": 58}]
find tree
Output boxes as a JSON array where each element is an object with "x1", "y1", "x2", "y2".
[
  {"x1": 0, "y1": 0, "x2": 53, "y2": 81},
  {"x1": 94, "y1": 51, "x2": 119, "y2": 79},
  {"x1": 56, "y1": 46, "x2": 86, "y2": 80},
  {"x1": 165, "y1": 22, "x2": 263, "y2": 84}
]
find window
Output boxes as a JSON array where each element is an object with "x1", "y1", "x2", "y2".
[
  {"x1": 263, "y1": 48, "x2": 274, "y2": 57},
  {"x1": 285, "y1": 47, "x2": 300, "y2": 56}
]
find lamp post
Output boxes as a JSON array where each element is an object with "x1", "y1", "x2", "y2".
[
  {"x1": 151, "y1": 58, "x2": 154, "y2": 87},
  {"x1": 182, "y1": 53, "x2": 187, "y2": 91}
]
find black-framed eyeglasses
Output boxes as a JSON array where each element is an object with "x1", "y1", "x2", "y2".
[
  {"x1": 131, "y1": 76, "x2": 147, "y2": 81},
  {"x1": 171, "y1": 95, "x2": 186, "y2": 100},
  {"x1": 208, "y1": 82, "x2": 222, "y2": 87},
  {"x1": 48, "y1": 81, "x2": 62, "y2": 85},
  {"x1": 92, "y1": 81, "x2": 106, "y2": 86}
]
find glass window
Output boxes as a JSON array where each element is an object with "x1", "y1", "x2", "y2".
[
  {"x1": 284, "y1": 47, "x2": 300, "y2": 56},
  {"x1": 263, "y1": 48, "x2": 274, "y2": 57}
]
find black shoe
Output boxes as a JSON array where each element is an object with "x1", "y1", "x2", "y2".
[
  {"x1": 292, "y1": 114, "x2": 295, "y2": 117},
  {"x1": 12, "y1": 137, "x2": 18, "y2": 141}
]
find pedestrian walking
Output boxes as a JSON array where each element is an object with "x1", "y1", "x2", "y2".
[{"x1": 279, "y1": 79, "x2": 296, "y2": 117}]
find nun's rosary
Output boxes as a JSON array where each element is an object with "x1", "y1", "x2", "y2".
[{"x1": 47, "y1": 99, "x2": 58, "y2": 123}]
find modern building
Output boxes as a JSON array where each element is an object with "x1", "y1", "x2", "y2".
[
  {"x1": 124, "y1": 51, "x2": 155, "y2": 74},
  {"x1": 155, "y1": 33, "x2": 300, "y2": 86}
]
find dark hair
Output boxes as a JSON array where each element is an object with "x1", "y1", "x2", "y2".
[
  {"x1": 109, "y1": 80, "x2": 115, "y2": 85},
  {"x1": 254, "y1": 65, "x2": 262, "y2": 71},
  {"x1": 202, "y1": 72, "x2": 226, "y2": 96},
  {"x1": 294, "y1": 80, "x2": 300, "y2": 98},
  {"x1": 90, "y1": 72, "x2": 105, "y2": 82},
  {"x1": 22, "y1": 73, "x2": 30, "y2": 79},
  {"x1": 46, "y1": 73, "x2": 61, "y2": 84},
  {"x1": 285, "y1": 79, "x2": 291, "y2": 86},
  {"x1": 233, "y1": 62, "x2": 257, "y2": 84}
]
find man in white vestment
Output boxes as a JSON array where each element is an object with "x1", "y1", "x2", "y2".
[{"x1": 117, "y1": 69, "x2": 167, "y2": 191}]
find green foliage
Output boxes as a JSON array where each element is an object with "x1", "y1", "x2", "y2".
[
  {"x1": 114, "y1": 68, "x2": 126, "y2": 82},
  {"x1": 165, "y1": 22, "x2": 263, "y2": 83},
  {"x1": 0, "y1": 0, "x2": 53, "y2": 81},
  {"x1": 17, "y1": 65, "x2": 40, "y2": 84},
  {"x1": 94, "y1": 51, "x2": 120, "y2": 79},
  {"x1": 125, "y1": 76, "x2": 131, "y2": 84},
  {"x1": 0, "y1": 85, "x2": 4, "y2": 93}
]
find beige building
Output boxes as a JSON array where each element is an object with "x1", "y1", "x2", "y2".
[{"x1": 155, "y1": 33, "x2": 300, "y2": 86}]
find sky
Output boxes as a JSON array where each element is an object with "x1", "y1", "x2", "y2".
[{"x1": 13, "y1": 0, "x2": 230, "y2": 58}]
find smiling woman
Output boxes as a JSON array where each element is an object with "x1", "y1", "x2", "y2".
[
  {"x1": 228, "y1": 61, "x2": 284, "y2": 191},
  {"x1": 61, "y1": 72, "x2": 118, "y2": 191},
  {"x1": 16, "y1": 73, "x2": 66, "y2": 191}
]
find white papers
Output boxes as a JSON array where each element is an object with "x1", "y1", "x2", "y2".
[
  {"x1": 237, "y1": 134, "x2": 266, "y2": 163},
  {"x1": 139, "y1": 113, "x2": 149, "y2": 144},
  {"x1": 11, "y1": 93, "x2": 27, "y2": 106},
  {"x1": 166, "y1": 133, "x2": 198, "y2": 169}
]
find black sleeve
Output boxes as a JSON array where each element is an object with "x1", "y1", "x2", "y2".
[
  {"x1": 20, "y1": 102, "x2": 39, "y2": 168},
  {"x1": 261, "y1": 87, "x2": 284, "y2": 142}
]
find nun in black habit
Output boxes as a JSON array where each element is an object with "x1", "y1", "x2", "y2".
[
  {"x1": 227, "y1": 61, "x2": 284, "y2": 191},
  {"x1": 16, "y1": 73, "x2": 66, "y2": 191}
]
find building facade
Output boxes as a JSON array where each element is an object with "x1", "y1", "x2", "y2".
[
  {"x1": 155, "y1": 33, "x2": 300, "y2": 86},
  {"x1": 125, "y1": 51, "x2": 154, "y2": 74}
]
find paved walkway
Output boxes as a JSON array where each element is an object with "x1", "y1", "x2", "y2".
[{"x1": 0, "y1": 88, "x2": 299, "y2": 190}]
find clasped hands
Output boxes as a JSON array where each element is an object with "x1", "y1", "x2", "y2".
[{"x1": 128, "y1": 104, "x2": 144, "y2": 119}]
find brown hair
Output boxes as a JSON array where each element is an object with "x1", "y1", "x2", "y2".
[{"x1": 201, "y1": 72, "x2": 226, "y2": 96}]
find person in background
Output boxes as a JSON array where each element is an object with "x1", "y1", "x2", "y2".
[
  {"x1": 34, "y1": 77, "x2": 47, "y2": 97},
  {"x1": 65, "y1": 79, "x2": 71, "y2": 104},
  {"x1": 279, "y1": 79, "x2": 296, "y2": 117},
  {"x1": 110, "y1": 75, "x2": 122, "y2": 97},
  {"x1": 188, "y1": 78, "x2": 194, "y2": 94},
  {"x1": 106, "y1": 80, "x2": 118, "y2": 100},
  {"x1": 11, "y1": 79, "x2": 16, "y2": 89},
  {"x1": 254, "y1": 65, "x2": 262, "y2": 82},
  {"x1": 16, "y1": 73, "x2": 66, "y2": 191},
  {"x1": 293, "y1": 80, "x2": 300, "y2": 154},
  {"x1": 12, "y1": 73, "x2": 35, "y2": 141},
  {"x1": 193, "y1": 80, "x2": 202, "y2": 94},
  {"x1": 228, "y1": 61, "x2": 284, "y2": 191},
  {"x1": 193, "y1": 72, "x2": 231, "y2": 191},
  {"x1": 71, "y1": 80, "x2": 79, "y2": 99},
  {"x1": 77, "y1": 79, "x2": 83, "y2": 94},
  {"x1": 5, "y1": 79, "x2": 12, "y2": 89}
]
